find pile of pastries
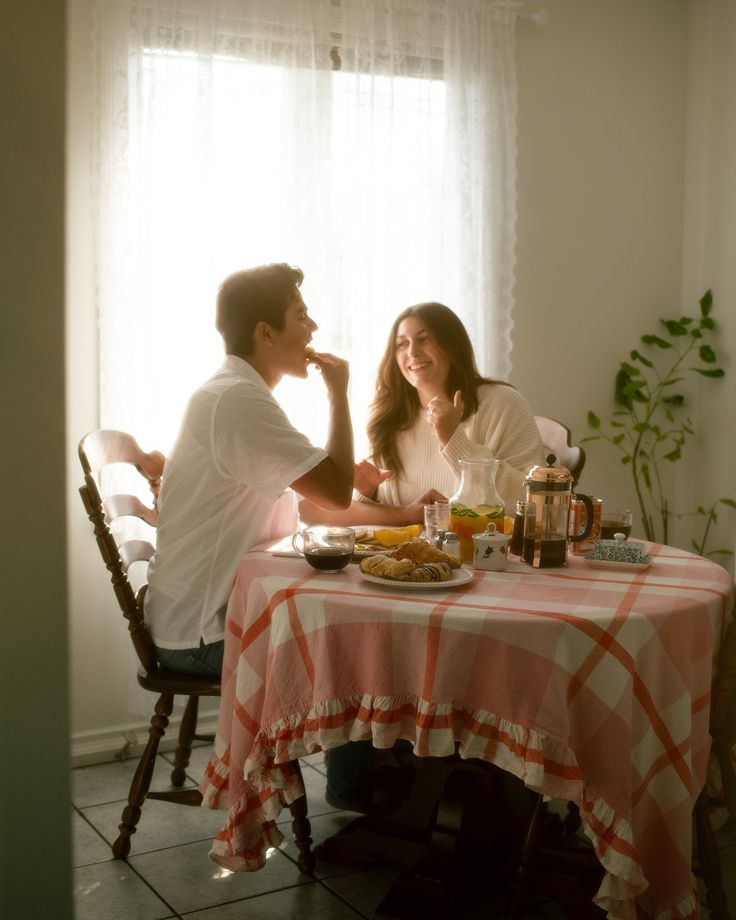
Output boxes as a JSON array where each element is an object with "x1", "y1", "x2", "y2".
[{"x1": 359, "y1": 538, "x2": 461, "y2": 583}]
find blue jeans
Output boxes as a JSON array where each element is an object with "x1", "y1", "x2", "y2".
[{"x1": 155, "y1": 639, "x2": 224, "y2": 677}]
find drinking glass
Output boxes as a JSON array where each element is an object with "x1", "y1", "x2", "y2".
[
  {"x1": 600, "y1": 509, "x2": 633, "y2": 541},
  {"x1": 292, "y1": 525, "x2": 355, "y2": 572},
  {"x1": 434, "y1": 500, "x2": 451, "y2": 532},
  {"x1": 423, "y1": 504, "x2": 439, "y2": 543}
]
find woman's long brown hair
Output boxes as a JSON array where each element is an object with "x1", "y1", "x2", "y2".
[{"x1": 366, "y1": 302, "x2": 502, "y2": 477}]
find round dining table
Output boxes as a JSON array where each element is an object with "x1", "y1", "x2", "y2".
[{"x1": 199, "y1": 540, "x2": 733, "y2": 920}]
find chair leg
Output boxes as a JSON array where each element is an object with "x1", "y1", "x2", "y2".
[
  {"x1": 511, "y1": 793, "x2": 548, "y2": 917},
  {"x1": 171, "y1": 695, "x2": 198, "y2": 787},
  {"x1": 113, "y1": 692, "x2": 174, "y2": 858},
  {"x1": 693, "y1": 786, "x2": 733, "y2": 920},
  {"x1": 288, "y1": 761, "x2": 315, "y2": 875}
]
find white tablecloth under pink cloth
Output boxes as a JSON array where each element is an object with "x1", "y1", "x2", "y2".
[{"x1": 199, "y1": 542, "x2": 733, "y2": 920}]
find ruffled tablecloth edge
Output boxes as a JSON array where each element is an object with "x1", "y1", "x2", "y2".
[{"x1": 200, "y1": 691, "x2": 700, "y2": 920}]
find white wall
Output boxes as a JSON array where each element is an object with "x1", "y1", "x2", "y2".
[
  {"x1": 67, "y1": 0, "x2": 732, "y2": 750},
  {"x1": 513, "y1": 0, "x2": 690, "y2": 519},
  {"x1": 679, "y1": 0, "x2": 736, "y2": 561}
]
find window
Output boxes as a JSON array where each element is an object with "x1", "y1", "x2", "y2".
[{"x1": 93, "y1": 0, "x2": 518, "y2": 456}]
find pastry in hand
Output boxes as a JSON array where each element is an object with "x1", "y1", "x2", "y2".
[{"x1": 391, "y1": 538, "x2": 461, "y2": 569}]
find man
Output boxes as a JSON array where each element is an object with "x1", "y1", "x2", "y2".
[{"x1": 145, "y1": 263, "x2": 354, "y2": 675}]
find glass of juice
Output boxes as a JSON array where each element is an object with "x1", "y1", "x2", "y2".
[{"x1": 600, "y1": 509, "x2": 633, "y2": 541}]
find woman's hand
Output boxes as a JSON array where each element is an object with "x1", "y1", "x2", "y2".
[
  {"x1": 425, "y1": 390, "x2": 464, "y2": 446},
  {"x1": 354, "y1": 459, "x2": 393, "y2": 499}
]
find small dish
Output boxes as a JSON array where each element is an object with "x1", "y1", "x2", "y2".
[
  {"x1": 360, "y1": 568, "x2": 474, "y2": 590},
  {"x1": 582, "y1": 556, "x2": 652, "y2": 572}
]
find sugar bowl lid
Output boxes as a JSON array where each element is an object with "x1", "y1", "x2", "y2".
[{"x1": 524, "y1": 454, "x2": 573, "y2": 491}]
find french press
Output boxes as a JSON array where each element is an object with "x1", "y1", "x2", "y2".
[{"x1": 522, "y1": 454, "x2": 594, "y2": 568}]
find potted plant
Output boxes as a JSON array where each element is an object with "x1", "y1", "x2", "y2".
[{"x1": 583, "y1": 290, "x2": 734, "y2": 559}]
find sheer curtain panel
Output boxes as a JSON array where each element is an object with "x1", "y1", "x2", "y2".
[{"x1": 92, "y1": 0, "x2": 519, "y2": 456}]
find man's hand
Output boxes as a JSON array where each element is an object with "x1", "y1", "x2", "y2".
[
  {"x1": 309, "y1": 351, "x2": 349, "y2": 399},
  {"x1": 425, "y1": 390, "x2": 464, "y2": 446},
  {"x1": 354, "y1": 459, "x2": 393, "y2": 499}
]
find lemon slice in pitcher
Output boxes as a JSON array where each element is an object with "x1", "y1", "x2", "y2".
[{"x1": 373, "y1": 524, "x2": 422, "y2": 546}]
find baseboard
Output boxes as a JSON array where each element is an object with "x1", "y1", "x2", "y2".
[{"x1": 70, "y1": 711, "x2": 220, "y2": 768}]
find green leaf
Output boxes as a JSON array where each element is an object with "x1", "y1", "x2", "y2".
[
  {"x1": 665, "y1": 409, "x2": 674, "y2": 422},
  {"x1": 587, "y1": 411, "x2": 601, "y2": 429},
  {"x1": 662, "y1": 394, "x2": 685, "y2": 407},
  {"x1": 699, "y1": 344, "x2": 717, "y2": 363},
  {"x1": 699, "y1": 289, "x2": 713, "y2": 316},
  {"x1": 620, "y1": 361, "x2": 641, "y2": 376},
  {"x1": 707, "y1": 549, "x2": 734, "y2": 558},
  {"x1": 612, "y1": 434, "x2": 625, "y2": 445},
  {"x1": 690, "y1": 328, "x2": 703, "y2": 339},
  {"x1": 664, "y1": 448, "x2": 681, "y2": 461},
  {"x1": 610, "y1": 421, "x2": 624, "y2": 428},
  {"x1": 631, "y1": 390, "x2": 648, "y2": 404},
  {"x1": 694, "y1": 367, "x2": 725, "y2": 378},
  {"x1": 720, "y1": 498, "x2": 736, "y2": 509},
  {"x1": 679, "y1": 317, "x2": 693, "y2": 326},
  {"x1": 701, "y1": 316, "x2": 715, "y2": 330},
  {"x1": 633, "y1": 422, "x2": 650, "y2": 432},
  {"x1": 630, "y1": 349, "x2": 654, "y2": 368},
  {"x1": 661, "y1": 377, "x2": 684, "y2": 387},
  {"x1": 641, "y1": 334, "x2": 672, "y2": 349},
  {"x1": 621, "y1": 456, "x2": 632, "y2": 465},
  {"x1": 662, "y1": 319, "x2": 688, "y2": 336},
  {"x1": 642, "y1": 463, "x2": 651, "y2": 490}
]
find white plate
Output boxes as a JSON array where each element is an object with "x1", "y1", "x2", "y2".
[
  {"x1": 582, "y1": 556, "x2": 652, "y2": 572},
  {"x1": 359, "y1": 567, "x2": 474, "y2": 590}
]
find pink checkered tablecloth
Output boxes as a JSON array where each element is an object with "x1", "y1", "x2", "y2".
[{"x1": 200, "y1": 542, "x2": 733, "y2": 920}]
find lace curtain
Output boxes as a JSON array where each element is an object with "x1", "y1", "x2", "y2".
[{"x1": 92, "y1": 0, "x2": 519, "y2": 457}]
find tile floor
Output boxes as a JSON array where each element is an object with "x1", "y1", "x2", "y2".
[{"x1": 72, "y1": 744, "x2": 736, "y2": 919}]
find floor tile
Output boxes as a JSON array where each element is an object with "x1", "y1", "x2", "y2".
[
  {"x1": 81, "y1": 794, "x2": 227, "y2": 856},
  {"x1": 74, "y1": 859, "x2": 175, "y2": 920},
  {"x1": 179, "y1": 879, "x2": 364, "y2": 919},
  {"x1": 279, "y1": 810, "x2": 375, "y2": 879},
  {"x1": 72, "y1": 754, "x2": 194, "y2": 809},
  {"x1": 322, "y1": 865, "x2": 407, "y2": 919},
  {"x1": 72, "y1": 809, "x2": 116, "y2": 867},
  {"x1": 129, "y1": 836, "x2": 308, "y2": 914}
]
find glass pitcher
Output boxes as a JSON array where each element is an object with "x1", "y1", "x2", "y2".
[
  {"x1": 522, "y1": 454, "x2": 593, "y2": 568},
  {"x1": 450, "y1": 458, "x2": 504, "y2": 563}
]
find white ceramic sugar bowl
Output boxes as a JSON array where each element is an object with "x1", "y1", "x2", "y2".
[{"x1": 472, "y1": 523, "x2": 510, "y2": 572}]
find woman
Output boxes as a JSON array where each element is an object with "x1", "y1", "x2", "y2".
[
  {"x1": 301, "y1": 301, "x2": 543, "y2": 523},
  {"x1": 306, "y1": 303, "x2": 544, "y2": 815},
  {"x1": 361, "y1": 301, "x2": 543, "y2": 508}
]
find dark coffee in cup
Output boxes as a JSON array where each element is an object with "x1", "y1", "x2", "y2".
[{"x1": 305, "y1": 549, "x2": 352, "y2": 572}]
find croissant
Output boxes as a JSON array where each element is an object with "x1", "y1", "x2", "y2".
[
  {"x1": 359, "y1": 555, "x2": 414, "y2": 579},
  {"x1": 406, "y1": 563, "x2": 453, "y2": 583},
  {"x1": 391, "y1": 538, "x2": 461, "y2": 569}
]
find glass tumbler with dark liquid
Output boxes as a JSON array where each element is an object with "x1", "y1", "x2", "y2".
[
  {"x1": 600, "y1": 509, "x2": 633, "y2": 541},
  {"x1": 292, "y1": 525, "x2": 355, "y2": 573}
]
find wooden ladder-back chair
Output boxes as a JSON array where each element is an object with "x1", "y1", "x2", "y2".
[
  {"x1": 79, "y1": 429, "x2": 220, "y2": 857},
  {"x1": 534, "y1": 416, "x2": 586, "y2": 490},
  {"x1": 78, "y1": 429, "x2": 315, "y2": 870}
]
